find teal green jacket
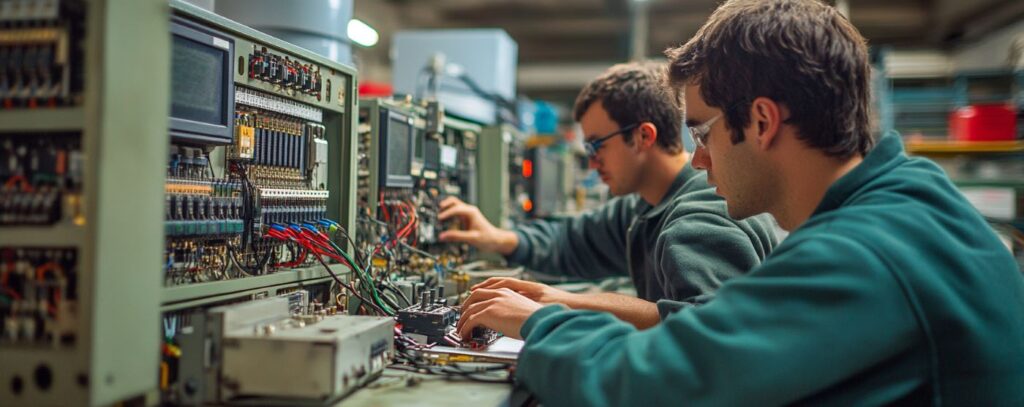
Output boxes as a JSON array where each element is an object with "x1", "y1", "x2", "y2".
[
  {"x1": 516, "y1": 134, "x2": 1024, "y2": 406},
  {"x1": 507, "y1": 163, "x2": 777, "y2": 306}
]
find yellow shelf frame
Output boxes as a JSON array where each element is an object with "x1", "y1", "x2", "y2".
[{"x1": 904, "y1": 139, "x2": 1024, "y2": 155}]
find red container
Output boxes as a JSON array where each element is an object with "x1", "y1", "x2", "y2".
[
  {"x1": 358, "y1": 81, "x2": 393, "y2": 98},
  {"x1": 949, "y1": 104, "x2": 1018, "y2": 142}
]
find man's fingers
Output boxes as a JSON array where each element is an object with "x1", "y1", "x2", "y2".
[
  {"x1": 437, "y1": 204, "x2": 467, "y2": 222},
  {"x1": 471, "y1": 277, "x2": 515, "y2": 291},
  {"x1": 456, "y1": 297, "x2": 496, "y2": 332},
  {"x1": 457, "y1": 300, "x2": 501, "y2": 339},
  {"x1": 457, "y1": 310, "x2": 484, "y2": 339},
  {"x1": 439, "y1": 196, "x2": 462, "y2": 210},
  {"x1": 438, "y1": 229, "x2": 475, "y2": 243},
  {"x1": 460, "y1": 288, "x2": 512, "y2": 310}
]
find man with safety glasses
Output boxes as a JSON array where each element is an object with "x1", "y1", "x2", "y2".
[{"x1": 438, "y1": 62, "x2": 777, "y2": 328}]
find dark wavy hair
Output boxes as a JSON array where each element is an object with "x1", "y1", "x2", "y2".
[
  {"x1": 666, "y1": 0, "x2": 874, "y2": 158},
  {"x1": 574, "y1": 61, "x2": 683, "y2": 154}
]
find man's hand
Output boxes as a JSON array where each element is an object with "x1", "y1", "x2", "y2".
[
  {"x1": 438, "y1": 197, "x2": 519, "y2": 255},
  {"x1": 474, "y1": 278, "x2": 663, "y2": 330},
  {"x1": 456, "y1": 288, "x2": 544, "y2": 340},
  {"x1": 472, "y1": 277, "x2": 574, "y2": 305}
]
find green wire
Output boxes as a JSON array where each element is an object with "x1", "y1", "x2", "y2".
[{"x1": 326, "y1": 237, "x2": 394, "y2": 315}]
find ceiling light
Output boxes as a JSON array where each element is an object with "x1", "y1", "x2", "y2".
[{"x1": 348, "y1": 19, "x2": 378, "y2": 47}]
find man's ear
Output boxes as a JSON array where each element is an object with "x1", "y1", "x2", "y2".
[
  {"x1": 636, "y1": 122, "x2": 658, "y2": 150},
  {"x1": 749, "y1": 97, "x2": 782, "y2": 150}
]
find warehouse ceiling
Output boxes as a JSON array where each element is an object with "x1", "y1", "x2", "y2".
[{"x1": 355, "y1": 0, "x2": 1024, "y2": 104}]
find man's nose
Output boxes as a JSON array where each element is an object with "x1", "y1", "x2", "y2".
[{"x1": 691, "y1": 146, "x2": 710, "y2": 170}]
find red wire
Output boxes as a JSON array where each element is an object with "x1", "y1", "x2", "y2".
[
  {"x1": 396, "y1": 207, "x2": 410, "y2": 237},
  {"x1": 408, "y1": 202, "x2": 420, "y2": 245},
  {"x1": 395, "y1": 203, "x2": 416, "y2": 243},
  {"x1": 35, "y1": 263, "x2": 63, "y2": 316},
  {"x1": 274, "y1": 249, "x2": 307, "y2": 268},
  {"x1": 274, "y1": 231, "x2": 350, "y2": 268},
  {"x1": 4, "y1": 175, "x2": 32, "y2": 192},
  {"x1": 401, "y1": 201, "x2": 419, "y2": 245},
  {"x1": 380, "y1": 192, "x2": 390, "y2": 222},
  {"x1": 2, "y1": 287, "x2": 21, "y2": 301}
]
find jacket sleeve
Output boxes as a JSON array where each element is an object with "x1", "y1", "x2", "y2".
[
  {"x1": 515, "y1": 234, "x2": 920, "y2": 407},
  {"x1": 505, "y1": 196, "x2": 635, "y2": 279}
]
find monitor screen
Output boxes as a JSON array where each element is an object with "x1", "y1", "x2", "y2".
[
  {"x1": 413, "y1": 128, "x2": 425, "y2": 162},
  {"x1": 387, "y1": 117, "x2": 412, "y2": 177},
  {"x1": 169, "y1": 18, "x2": 234, "y2": 145},
  {"x1": 171, "y1": 36, "x2": 225, "y2": 126},
  {"x1": 424, "y1": 139, "x2": 440, "y2": 172}
]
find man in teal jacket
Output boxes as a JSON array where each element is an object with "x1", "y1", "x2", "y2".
[
  {"x1": 456, "y1": 0, "x2": 1024, "y2": 405},
  {"x1": 439, "y1": 62, "x2": 776, "y2": 328}
]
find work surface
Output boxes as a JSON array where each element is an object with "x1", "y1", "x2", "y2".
[
  {"x1": 340, "y1": 367, "x2": 533, "y2": 406},
  {"x1": 339, "y1": 280, "x2": 616, "y2": 406}
]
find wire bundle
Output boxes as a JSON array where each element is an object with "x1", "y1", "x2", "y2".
[{"x1": 263, "y1": 220, "x2": 396, "y2": 316}]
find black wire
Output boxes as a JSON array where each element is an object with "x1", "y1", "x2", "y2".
[
  {"x1": 312, "y1": 252, "x2": 388, "y2": 316},
  {"x1": 380, "y1": 282, "x2": 413, "y2": 308},
  {"x1": 399, "y1": 240, "x2": 437, "y2": 260},
  {"x1": 237, "y1": 162, "x2": 262, "y2": 256},
  {"x1": 237, "y1": 163, "x2": 253, "y2": 250},
  {"x1": 378, "y1": 287, "x2": 402, "y2": 311},
  {"x1": 390, "y1": 348, "x2": 513, "y2": 383},
  {"x1": 334, "y1": 228, "x2": 367, "y2": 270},
  {"x1": 206, "y1": 152, "x2": 215, "y2": 179},
  {"x1": 359, "y1": 213, "x2": 388, "y2": 226},
  {"x1": 388, "y1": 364, "x2": 511, "y2": 383},
  {"x1": 226, "y1": 246, "x2": 254, "y2": 277}
]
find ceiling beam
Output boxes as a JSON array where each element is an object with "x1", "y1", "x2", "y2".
[
  {"x1": 928, "y1": 0, "x2": 1008, "y2": 42},
  {"x1": 436, "y1": 17, "x2": 629, "y2": 38},
  {"x1": 519, "y1": 62, "x2": 623, "y2": 90},
  {"x1": 850, "y1": 5, "x2": 928, "y2": 28}
]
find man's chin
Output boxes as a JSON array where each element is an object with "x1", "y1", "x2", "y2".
[
  {"x1": 607, "y1": 184, "x2": 628, "y2": 196},
  {"x1": 726, "y1": 204, "x2": 755, "y2": 220}
]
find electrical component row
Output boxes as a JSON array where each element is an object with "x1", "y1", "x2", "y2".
[
  {"x1": 0, "y1": 133, "x2": 82, "y2": 226},
  {"x1": 0, "y1": 0, "x2": 84, "y2": 107},
  {"x1": 235, "y1": 87, "x2": 323, "y2": 122},
  {"x1": 230, "y1": 110, "x2": 323, "y2": 171},
  {"x1": 0, "y1": 247, "x2": 76, "y2": 346},
  {"x1": 257, "y1": 188, "x2": 328, "y2": 225},
  {"x1": 247, "y1": 45, "x2": 323, "y2": 98}
]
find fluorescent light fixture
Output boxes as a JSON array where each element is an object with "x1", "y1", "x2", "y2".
[{"x1": 348, "y1": 19, "x2": 378, "y2": 47}]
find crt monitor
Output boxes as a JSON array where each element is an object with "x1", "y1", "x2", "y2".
[
  {"x1": 423, "y1": 138, "x2": 440, "y2": 172},
  {"x1": 169, "y1": 17, "x2": 235, "y2": 145},
  {"x1": 381, "y1": 109, "x2": 415, "y2": 188}
]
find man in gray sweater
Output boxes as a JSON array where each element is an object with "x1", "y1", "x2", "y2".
[{"x1": 439, "y1": 62, "x2": 776, "y2": 328}]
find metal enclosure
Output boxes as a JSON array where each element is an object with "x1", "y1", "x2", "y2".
[
  {"x1": 478, "y1": 125, "x2": 527, "y2": 229},
  {"x1": 392, "y1": 30, "x2": 518, "y2": 125},
  {"x1": 216, "y1": 299, "x2": 394, "y2": 402},
  {"x1": 0, "y1": 1, "x2": 360, "y2": 405},
  {"x1": 0, "y1": 0, "x2": 169, "y2": 405},
  {"x1": 161, "y1": 1, "x2": 360, "y2": 311},
  {"x1": 356, "y1": 98, "x2": 485, "y2": 218},
  {"x1": 357, "y1": 98, "x2": 427, "y2": 220}
]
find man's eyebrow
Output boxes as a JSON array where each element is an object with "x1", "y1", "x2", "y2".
[{"x1": 684, "y1": 118, "x2": 702, "y2": 127}]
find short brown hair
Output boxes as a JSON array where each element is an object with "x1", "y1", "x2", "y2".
[
  {"x1": 666, "y1": 0, "x2": 874, "y2": 158},
  {"x1": 573, "y1": 61, "x2": 683, "y2": 154}
]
